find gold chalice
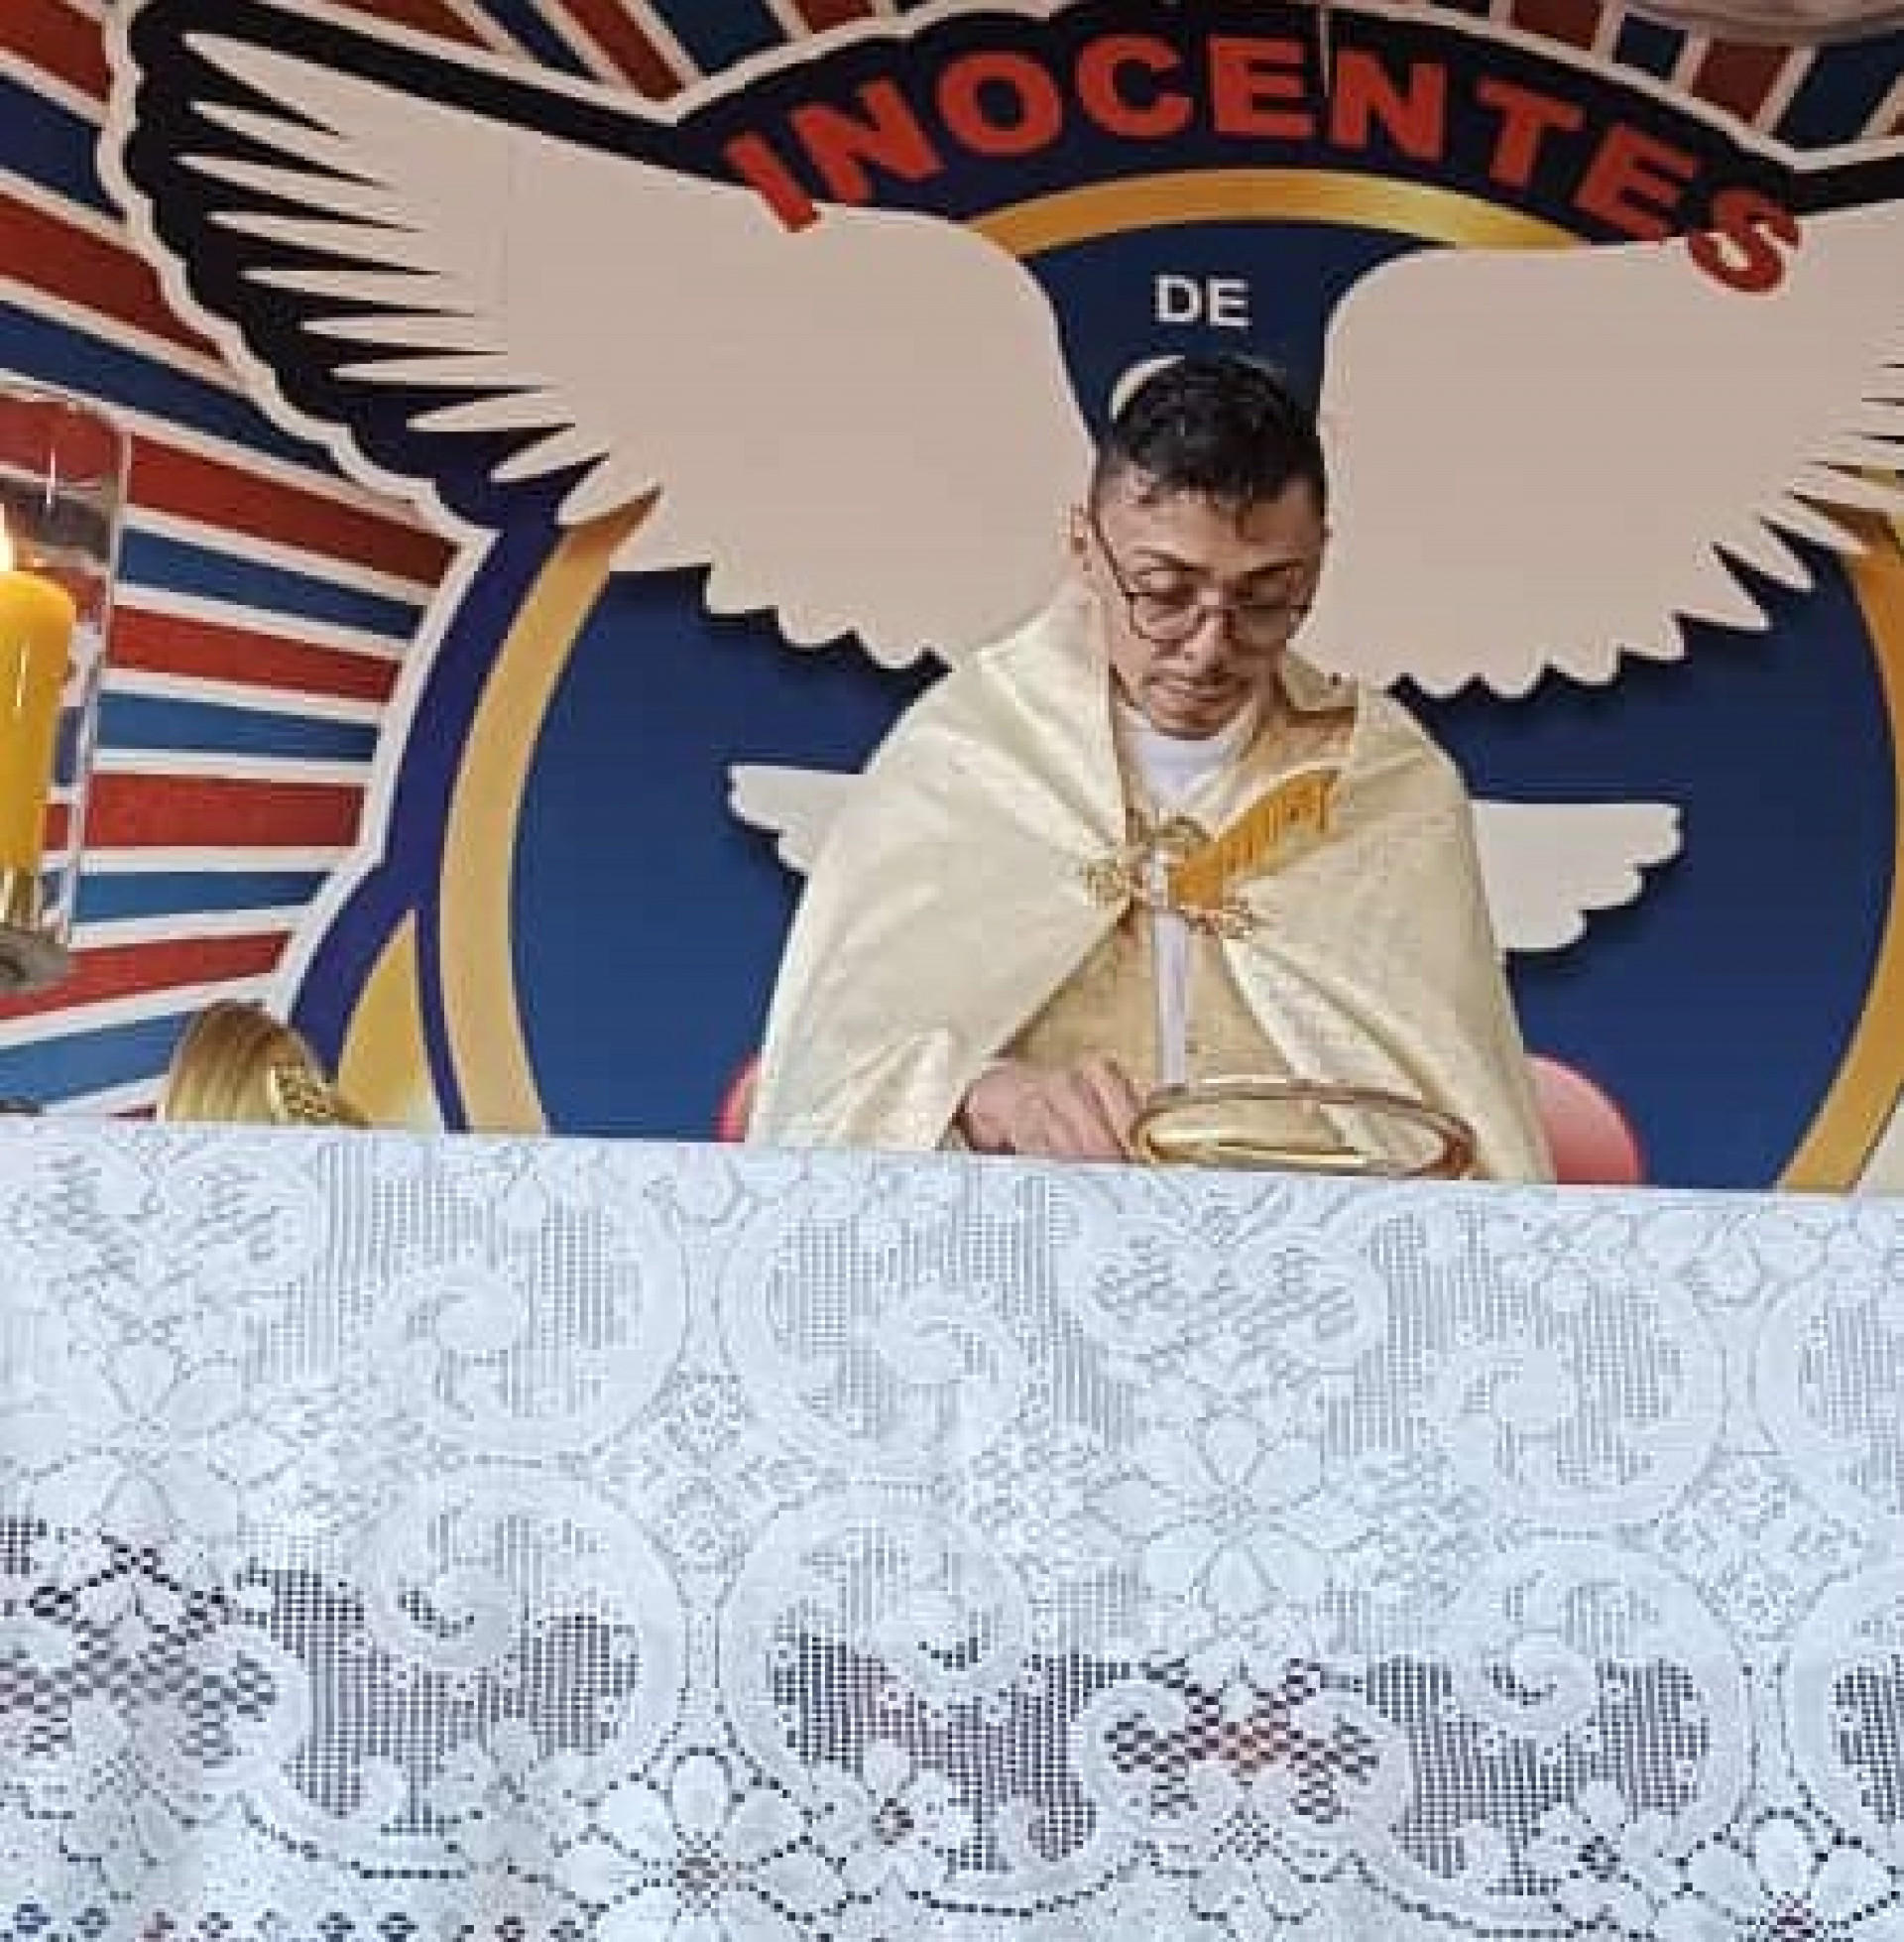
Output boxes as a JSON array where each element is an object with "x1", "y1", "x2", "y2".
[
  {"x1": 1129, "y1": 1075, "x2": 1475, "y2": 1179},
  {"x1": 158, "y1": 1000, "x2": 368, "y2": 1129}
]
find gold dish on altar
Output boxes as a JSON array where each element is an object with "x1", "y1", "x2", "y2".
[
  {"x1": 1129, "y1": 1075, "x2": 1476, "y2": 1179},
  {"x1": 158, "y1": 1000, "x2": 368, "y2": 1129}
]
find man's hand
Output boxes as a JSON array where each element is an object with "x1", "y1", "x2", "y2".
[{"x1": 959, "y1": 1056, "x2": 1144, "y2": 1160}]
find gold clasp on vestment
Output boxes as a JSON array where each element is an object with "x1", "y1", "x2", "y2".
[{"x1": 1079, "y1": 813, "x2": 1257, "y2": 937}]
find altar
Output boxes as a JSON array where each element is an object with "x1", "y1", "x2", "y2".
[{"x1": 0, "y1": 1117, "x2": 1898, "y2": 1938}]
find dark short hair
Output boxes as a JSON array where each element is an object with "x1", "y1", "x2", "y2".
[{"x1": 1091, "y1": 356, "x2": 1327, "y2": 516}]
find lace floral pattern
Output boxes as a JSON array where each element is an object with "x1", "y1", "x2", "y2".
[{"x1": 0, "y1": 1121, "x2": 1899, "y2": 1938}]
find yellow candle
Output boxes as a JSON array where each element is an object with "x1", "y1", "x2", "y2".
[{"x1": 0, "y1": 533, "x2": 77, "y2": 875}]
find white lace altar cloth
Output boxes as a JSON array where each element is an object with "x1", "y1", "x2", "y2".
[{"x1": 0, "y1": 1119, "x2": 1900, "y2": 1939}]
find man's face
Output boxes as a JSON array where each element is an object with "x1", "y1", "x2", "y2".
[{"x1": 1076, "y1": 475, "x2": 1326, "y2": 740}]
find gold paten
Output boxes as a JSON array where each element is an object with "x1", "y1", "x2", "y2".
[{"x1": 1130, "y1": 1075, "x2": 1477, "y2": 1179}]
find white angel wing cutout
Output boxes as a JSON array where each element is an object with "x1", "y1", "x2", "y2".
[
  {"x1": 1470, "y1": 800, "x2": 1682, "y2": 951},
  {"x1": 1302, "y1": 203, "x2": 1901, "y2": 695},
  {"x1": 729, "y1": 764, "x2": 860, "y2": 874},
  {"x1": 137, "y1": 28, "x2": 1093, "y2": 666},
  {"x1": 730, "y1": 764, "x2": 1683, "y2": 955}
]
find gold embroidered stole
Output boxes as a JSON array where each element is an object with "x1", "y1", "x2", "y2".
[
  {"x1": 1080, "y1": 694, "x2": 1353, "y2": 934},
  {"x1": 1011, "y1": 692, "x2": 1354, "y2": 1092}
]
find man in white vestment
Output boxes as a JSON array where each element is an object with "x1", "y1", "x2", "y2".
[{"x1": 748, "y1": 357, "x2": 1553, "y2": 1181}]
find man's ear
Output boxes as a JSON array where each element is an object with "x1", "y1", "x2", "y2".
[{"x1": 1067, "y1": 505, "x2": 1091, "y2": 569}]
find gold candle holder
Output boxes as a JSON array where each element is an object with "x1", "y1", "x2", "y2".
[
  {"x1": 0, "y1": 381, "x2": 126, "y2": 994},
  {"x1": 158, "y1": 1000, "x2": 369, "y2": 1128}
]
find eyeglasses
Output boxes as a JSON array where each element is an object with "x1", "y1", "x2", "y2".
[{"x1": 1087, "y1": 507, "x2": 1313, "y2": 651}]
